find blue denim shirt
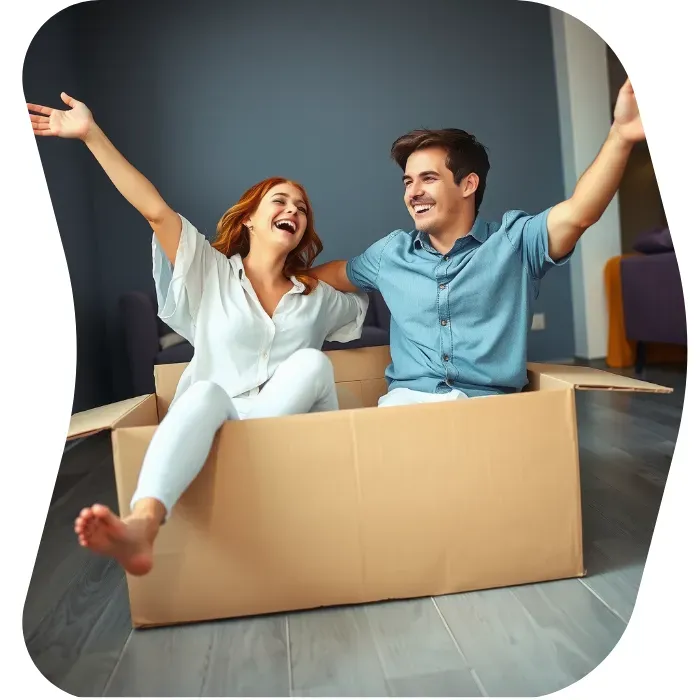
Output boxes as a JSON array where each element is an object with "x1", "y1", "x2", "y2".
[{"x1": 346, "y1": 208, "x2": 573, "y2": 397}]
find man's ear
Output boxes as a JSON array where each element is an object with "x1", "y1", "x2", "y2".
[{"x1": 460, "y1": 173, "x2": 479, "y2": 200}]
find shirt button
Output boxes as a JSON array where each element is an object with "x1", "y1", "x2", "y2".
[
  {"x1": 439, "y1": 283, "x2": 446, "y2": 290},
  {"x1": 446, "y1": 379, "x2": 453, "y2": 386},
  {"x1": 443, "y1": 354, "x2": 449, "y2": 362},
  {"x1": 444, "y1": 255, "x2": 449, "y2": 261},
  {"x1": 441, "y1": 319, "x2": 448, "y2": 326}
]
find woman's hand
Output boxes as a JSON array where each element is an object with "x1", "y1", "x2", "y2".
[
  {"x1": 27, "y1": 92, "x2": 94, "y2": 141},
  {"x1": 27, "y1": 89, "x2": 181, "y2": 263}
]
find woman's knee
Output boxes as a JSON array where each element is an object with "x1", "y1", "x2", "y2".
[
  {"x1": 287, "y1": 348, "x2": 335, "y2": 383},
  {"x1": 177, "y1": 380, "x2": 231, "y2": 415}
]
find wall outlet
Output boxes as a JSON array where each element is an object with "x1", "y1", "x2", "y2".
[{"x1": 531, "y1": 313, "x2": 546, "y2": 331}]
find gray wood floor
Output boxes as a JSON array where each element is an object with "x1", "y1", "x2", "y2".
[{"x1": 24, "y1": 361, "x2": 685, "y2": 697}]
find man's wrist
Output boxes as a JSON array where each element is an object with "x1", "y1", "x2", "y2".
[{"x1": 608, "y1": 122, "x2": 636, "y2": 151}]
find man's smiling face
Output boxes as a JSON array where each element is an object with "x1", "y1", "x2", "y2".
[{"x1": 402, "y1": 146, "x2": 469, "y2": 236}]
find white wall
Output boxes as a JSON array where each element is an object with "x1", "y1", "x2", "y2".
[{"x1": 550, "y1": 9, "x2": 622, "y2": 360}]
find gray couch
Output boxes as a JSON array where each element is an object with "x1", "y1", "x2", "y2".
[{"x1": 119, "y1": 288, "x2": 390, "y2": 396}]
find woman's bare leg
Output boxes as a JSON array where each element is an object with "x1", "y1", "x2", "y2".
[{"x1": 74, "y1": 380, "x2": 237, "y2": 575}]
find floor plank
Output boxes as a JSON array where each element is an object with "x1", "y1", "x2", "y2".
[
  {"x1": 387, "y1": 667, "x2": 483, "y2": 697},
  {"x1": 58, "y1": 578, "x2": 133, "y2": 697},
  {"x1": 289, "y1": 606, "x2": 390, "y2": 696},
  {"x1": 364, "y1": 598, "x2": 468, "y2": 680},
  {"x1": 435, "y1": 586, "x2": 575, "y2": 697},
  {"x1": 435, "y1": 576, "x2": 626, "y2": 698},
  {"x1": 579, "y1": 535, "x2": 646, "y2": 623},
  {"x1": 25, "y1": 555, "x2": 126, "y2": 691},
  {"x1": 105, "y1": 613, "x2": 291, "y2": 697},
  {"x1": 104, "y1": 622, "x2": 215, "y2": 696},
  {"x1": 24, "y1": 453, "x2": 117, "y2": 638},
  {"x1": 200, "y1": 615, "x2": 290, "y2": 697},
  {"x1": 511, "y1": 579, "x2": 626, "y2": 680}
]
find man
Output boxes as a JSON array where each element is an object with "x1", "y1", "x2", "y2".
[{"x1": 312, "y1": 79, "x2": 645, "y2": 407}]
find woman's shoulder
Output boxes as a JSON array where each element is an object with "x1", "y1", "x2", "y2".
[
  {"x1": 309, "y1": 279, "x2": 369, "y2": 310},
  {"x1": 306, "y1": 278, "x2": 350, "y2": 300},
  {"x1": 227, "y1": 251, "x2": 244, "y2": 271},
  {"x1": 175, "y1": 213, "x2": 234, "y2": 261},
  {"x1": 285, "y1": 278, "x2": 334, "y2": 307}
]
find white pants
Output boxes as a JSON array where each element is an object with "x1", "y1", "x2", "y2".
[
  {"x1": 130, "y1": 348, "x2": 338, "y2": 519},
  {"x1": 377, "y1": 387, "x2": 468, "y2": 407}
]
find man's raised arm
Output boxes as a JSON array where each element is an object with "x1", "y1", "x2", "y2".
[{"x1": 546, "y1": 78, "x2": 646, "y2": 261}]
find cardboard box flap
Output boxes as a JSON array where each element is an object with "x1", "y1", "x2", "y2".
[
  {"x1": 67, "y1": 394, "x2": 154, "y2": 440},
  {"x1": 527, "y1": 362, "x2": 672, "y2": 393}
]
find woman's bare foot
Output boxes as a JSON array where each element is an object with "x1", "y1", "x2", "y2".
[{"x1": 74, "y1": 503, "x2": 161, "y2": 576}]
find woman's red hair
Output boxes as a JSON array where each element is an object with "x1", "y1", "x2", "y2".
[{"x1": 212, "y1": 177, "x2": 322, "y2": 294}]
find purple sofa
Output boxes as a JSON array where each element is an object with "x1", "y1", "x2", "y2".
[
  {"x1": 619, "y1": 225, "x2": 686, "y2": 373},
  {"x1": 119, "y1": 288, "x2": 391, "y2": 397}
]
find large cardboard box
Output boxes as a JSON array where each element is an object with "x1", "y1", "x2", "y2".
[{"x1": 66, "y1": 346, "x2": 670, "y2": 628}]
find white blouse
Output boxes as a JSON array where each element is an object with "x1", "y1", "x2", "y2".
[{"x1": 152, "y1": 214, "x2": 369, "y2": 407}]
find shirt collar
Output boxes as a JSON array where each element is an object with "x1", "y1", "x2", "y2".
[
  {"x1": 232, "y1": 254, "x2": 305, "y2": 294},
  {"x1": 288, "y1": 275, "x2": 305, "y2": 293},
  {"x1": 414, "y1": 216, "x2": 489, "y2": 251}
]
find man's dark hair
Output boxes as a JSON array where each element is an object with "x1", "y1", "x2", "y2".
[{"x1": 390, "y1": 128, "x2": 490, "y2": 215}]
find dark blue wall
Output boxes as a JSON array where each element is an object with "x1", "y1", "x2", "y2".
[
  {"x1": 23, "y1": 5, "x2": 111, "y2": 412},
  {"x1": 25, "y1": 0, "x2": 574, "y2": 408}
]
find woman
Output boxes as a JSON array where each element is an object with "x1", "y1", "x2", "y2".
[{"x1": 28, "y1": 93, "x2": 369, "y2": 576}]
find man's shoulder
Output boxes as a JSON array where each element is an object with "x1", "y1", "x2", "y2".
[
  {"x1": 384, "y1": 228, "x2": 417, "y2": 252},
  {"x1": 488, "y1": 209, "x2": 531, "y2": 231},
  {"x1": 483, "y1": 208, "x2": 552, "y2": 242},
  {"x1": 354, "y1": 228, "x2": 415, "y2": 258},
  {"x1": 377, "y1": 228, "x2": 415, "y2": 248}
]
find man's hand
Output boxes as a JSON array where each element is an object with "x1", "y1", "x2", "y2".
[
  {"x1": 545, "y1": 78, "x2": 645, "y2": 261},
  {"x1": 611, "y1": 78, "x2": 645, "y2": 145}
]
